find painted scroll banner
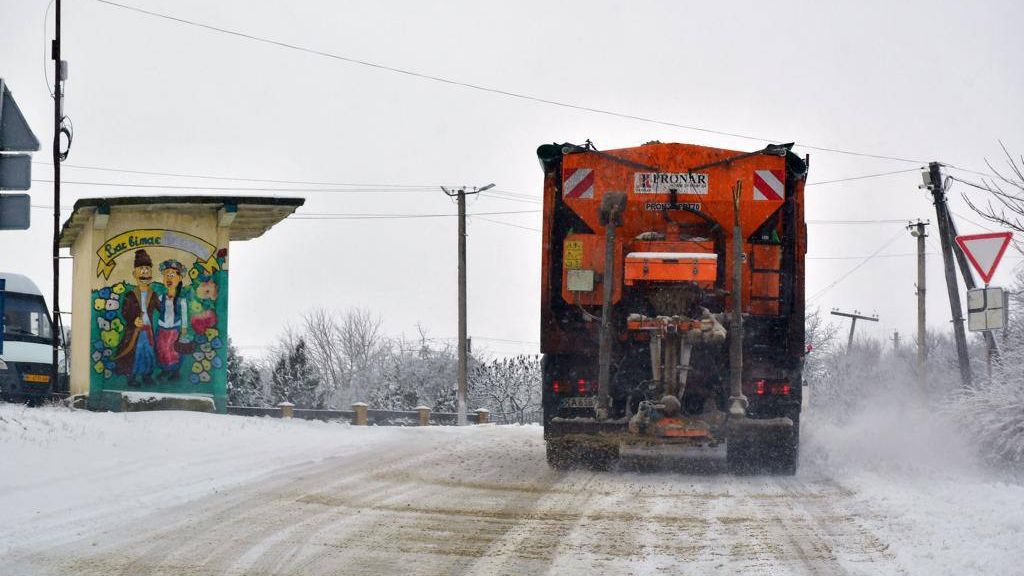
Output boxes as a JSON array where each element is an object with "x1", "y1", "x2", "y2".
[{"x1": 97, "y1": 229, "x2": 219, "y2": 280}]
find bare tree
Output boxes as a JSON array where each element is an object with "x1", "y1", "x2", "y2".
[
  {"x1": 302, "y1": 309, "x2": 345, "y2": 401},
  {"x1": 469, "y1": 355, "x2": 542, "y2": 424},
  {"x1": 960, "y1": 143, "x2": 1024, "y2": 248}
]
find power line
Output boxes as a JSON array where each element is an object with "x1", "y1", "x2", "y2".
[
  {"x1": 93, "y1": 0, "x2": 930, "y2": 165},
  {"x1": 807, "y1": 252, "x2": 935, "y2": 260},
  {"x1": 38, "y1": 161, "x2": 921, "y2": 196},
  {"x1": 472, "y1": 216, "x2": 541, "y2": 232},
  {"x1": 33, "y1": 177, "x2": 436, "y2": 192},
  {"x1": 34, "y1": 161, "x2": 439, "y2": 188},
  {"x1": 807, "y1": 227, "x2": 907, "y2": 303},
  {"x1": 290, "y1": 209, "x2": 539, "y2": 220},
  {"x1": 805, "y1": 168, "x2": 921, "y2": 187},
  {"x1": 807, "y1": 219, "x2": 910, "y2": 225}
]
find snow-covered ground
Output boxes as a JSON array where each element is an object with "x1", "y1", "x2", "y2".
[{"x1": 1, "y1": 401, "x2": 1021, "y2": 575}]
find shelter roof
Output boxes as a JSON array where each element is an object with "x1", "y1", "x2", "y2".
[{"x1": 58, "y1": 195, "x2": 305, "y2": 248}]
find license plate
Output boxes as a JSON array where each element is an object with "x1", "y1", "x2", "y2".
[
  {"x1": 563, "y1": 396, "x2": 597, "y2": 408},
  {"x1": 24, "y1": 374, "x2": 51, "y2": 383}
]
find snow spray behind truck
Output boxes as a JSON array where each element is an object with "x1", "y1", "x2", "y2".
[{"x1": 538, "y1": 141, "x2": 808, "y2": 474}]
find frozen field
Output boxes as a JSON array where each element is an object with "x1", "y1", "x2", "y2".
[{"x1": 1, "y1": 402, "x2": 1021, "y2": 575}]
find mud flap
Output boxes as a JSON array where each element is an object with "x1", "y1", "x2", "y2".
[
  {"x1": 546, "y1": 435, "x2": 620, "y2": 471},
  {"x1": 726, "y1": 417, "x2": 798, "y2": 475}
]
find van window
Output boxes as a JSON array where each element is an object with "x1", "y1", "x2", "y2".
[{"x1": 3, "y1": 293, "x2": 53, "y2": 344}]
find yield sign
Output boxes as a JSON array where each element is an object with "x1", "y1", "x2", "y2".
[{"x1": 955, "y1": 232, "x2": 1013, "y2": 284}]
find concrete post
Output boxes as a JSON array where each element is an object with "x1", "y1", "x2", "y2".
[
  {"x1": 475, "y1": 408, "x2": 490, "y2": 424},
  {"x1": 351, "y1": 402, "x2": 368, "y2": 426},
  {"x1": 415, "y1": 405, "x2": 431, "y2": 426},
  {"x1": 278, "y1": 402, "x2": 294, "y2": 419}
]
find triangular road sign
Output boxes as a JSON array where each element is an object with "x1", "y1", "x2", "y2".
[
  {"x1": 0, "y1": 79, "x2": 41, "y2": 152},
  {"x1": 955, "y1": 232, "x2": 1013, "y2": 284}
]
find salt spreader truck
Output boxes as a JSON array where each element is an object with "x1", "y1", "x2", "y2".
[{"x1": 538, "y1": 141, "x2": 808, "y2": 474}]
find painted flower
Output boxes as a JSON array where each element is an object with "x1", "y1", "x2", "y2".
[
  {"x1": 93, "y1": 298, "x2": 106, "y2": 311},
  {"x1": 105, "y1": 298, "x2": 120, "y2": 311},
  {"x1": 98, "y1": 287, "x2": 112, "y2": 298}
]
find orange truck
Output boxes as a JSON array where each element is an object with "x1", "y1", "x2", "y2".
[{"x1": 537, "y1": 140, "x2": 808, "y2": 474}]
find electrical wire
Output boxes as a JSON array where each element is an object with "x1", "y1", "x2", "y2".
[
  {"x1": 34, "y1": 161, "x2": 440, "y2": 188},
  {"x1": 804, "y1": 168, "x2": 921, "y2": 187},
  {"x1": 807, "y1": 227, "x2": 907, "y2": 304},
  {"x1": 34, "y1": 163, "x2": 927, "y2": 198},
  {"x1": 93, "y1": 0, "x2": 930, "y2": 165},
  {"x1": 807, "y1": 219, "x2": 910, "y2": 225},
  {"x1": 807, "y1": 252, "x2": 933, "y2": 260},
  {"x1": 42, "y1": 0, "x2": 55, "y2": 98},
  {"x1": 471, "y1": 216, "x2": 541, "y2": 232},
  {"x1": 289, "y1": 209, "x2": 540, "y2": 220},
  {"x1": 32, "y1": 179, "x2": 438, "y2": 193}
]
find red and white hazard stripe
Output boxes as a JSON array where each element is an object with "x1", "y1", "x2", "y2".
[
  {"x1": 753, "y1": 169, "x2": 784, "y2": 201},
  {"x1": 563, "y1": 168, "x2": 595, "y2": 199}
]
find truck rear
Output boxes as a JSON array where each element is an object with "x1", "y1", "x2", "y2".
[{"x1": 538, "y1": 141, "x2": 808, "y2": 474}]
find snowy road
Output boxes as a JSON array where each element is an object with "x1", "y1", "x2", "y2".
[{"x1": 2, "y1": 404, "x2": 1021, "y2": 575}]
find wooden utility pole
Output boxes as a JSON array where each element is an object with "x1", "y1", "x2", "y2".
[
  {"x1": 909, "y1": 220, "x2": 929, "y2": 390},
  {"x1": 830, "y1": 309, "x2": 879, "y2": 349},
  {"x1": 442, "y1": 183, "x2": 494, "y2": 425},
  {"x1": 926, "y1": 162, "x2": 972, "y2": 387}
]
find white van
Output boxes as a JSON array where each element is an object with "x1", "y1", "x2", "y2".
[{"x1": 0, "y1": 273, "x2": 60, "y2": 404}]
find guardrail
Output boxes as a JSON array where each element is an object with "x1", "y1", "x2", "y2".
[{"x1": 227, "y1": 403, "x2": 490, "y2": 426}]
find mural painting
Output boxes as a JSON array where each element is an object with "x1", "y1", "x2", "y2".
[{"x1": 89, "y1": 229, "x2": 228, "y2": 410}]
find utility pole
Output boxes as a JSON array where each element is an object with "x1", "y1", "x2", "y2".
[
  {"x1": 891, "y1": 330, "x2": 900, "y2": 352},
  {"x1": 51, "y1": 0, "x2": 64, "y2": 387},
  {"x1": 924, "y1": 162, "x2": 972, "y2": 387},
  {"x1": 442, "y1": 183, "x2": 494, "y2": 425},
  {"x1": 830, "y1": 309, "x2": 879, "y2": 349},
  {"x1": 909, "y1": 220, "x2": 928, "y2": 391}
]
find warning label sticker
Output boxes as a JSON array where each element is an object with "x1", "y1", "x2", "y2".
[
  {"x1": 563, "y1": 240, "x2": 584, "y2": 269},
  {"x1": 634, "y1": 172, "x2": 708, "y2": 195}
]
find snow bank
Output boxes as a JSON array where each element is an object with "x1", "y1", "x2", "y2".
[{"x1": 0, "y1": 402, "x2": 447, "y2": 557}]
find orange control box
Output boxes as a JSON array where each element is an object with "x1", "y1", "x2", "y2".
[{"x1": 623, "y1": 252, "x2": 717, "y2": 287}]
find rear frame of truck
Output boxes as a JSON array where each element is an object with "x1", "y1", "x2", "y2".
[{"x1": 538, "y1": 141, "x2": 809, "y2": 474}]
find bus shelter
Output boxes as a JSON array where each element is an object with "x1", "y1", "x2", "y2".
[{"x1": 59, "y1": 196, "x2": 303, "y2": 412}]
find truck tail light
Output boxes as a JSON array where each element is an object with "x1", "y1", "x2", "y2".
[
  {"x1": 750, "y1": 379, "x2": 791, "y2": 397},
  {"x1": 552, "y1": 380, "x2": 563, "y2": 394},
  {"x1": 576, "y1": 379, "x2": 592, "y2": 394}
]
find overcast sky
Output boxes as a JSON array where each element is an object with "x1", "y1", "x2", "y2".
[{"x1": 2, "y1": 0, "x2": 1023, "y2": 358}]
